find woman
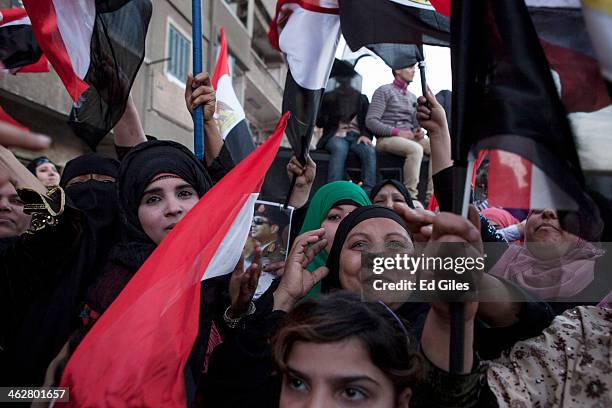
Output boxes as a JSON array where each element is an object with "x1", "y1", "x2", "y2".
[
  {"x1": 83, "y1": 140, "x2": 223, "y2": 317},
  {"x1": 273, "y1": 293, "x2": 420, "y2": 408},
  {"x1": 7, "y1": 153, "x2": 122, "y2": 386},
  {"x1": 489, "y1": 208, "x2": 607, "y2": 314},
  {"x1": 322, "y1": 205, "x2": 554, "y2": 359},
  {"x1": 294, "y1": 181, "x2": 370, "y2": 296},
  {"x1": 27, "y1": 156, "x2": 60, "y2": 187},
  {"x1": 370, "y1": 179, "x2": 415, "y2": 211}
]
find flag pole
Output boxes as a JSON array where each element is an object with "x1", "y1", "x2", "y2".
[
  {"x1": 420, "y1": 52, "x2": 466, "y2": 375},
  {"x1": 192, "y1": 0, "x2": 205, "y2": 161}
]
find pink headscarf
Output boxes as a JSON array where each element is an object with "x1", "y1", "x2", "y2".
[
  {"x1": 481, "y1": 207, "x2": 519, "y2": 228},
  {"x1": 489, "y1": 240, "x2": 604, "y2": 300}
]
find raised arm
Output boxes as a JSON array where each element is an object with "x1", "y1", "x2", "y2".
[
  {"x1": 286, "y1": 154, "x2": 316, "y2": 209},
  {"x1": 417, "y1": 87, "x2": 453, "y2": 175},
  {"x1": 113, "y1": 94, "x2": 147, "y2": 148},
  {"x1": 420, "y1": 212, "x2": 482, "y2": 373}
]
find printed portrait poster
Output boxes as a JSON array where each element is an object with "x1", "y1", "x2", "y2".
[{"x1": 243, "y1": 200, "x2": 294, "y2": 298}]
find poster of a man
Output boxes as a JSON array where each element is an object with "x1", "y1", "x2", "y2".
[{"x1": 245, "y1": 201, "x2": 293, "y2": 298}]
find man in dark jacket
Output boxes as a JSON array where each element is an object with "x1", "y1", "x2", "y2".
[{"x1": 316, "y1": 76, "x2": 376, "y2": 194}]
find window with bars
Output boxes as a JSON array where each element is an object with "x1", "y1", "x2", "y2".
[{"x1": 166, "y1": 23, "x2": 191, "y2": 84}]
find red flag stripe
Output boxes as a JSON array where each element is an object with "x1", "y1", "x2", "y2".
[
  {"x1": 211, "y1": 27, "x2": 229, "y2": 90},
  {"x1": 11, "y1": 55, "x2": 49, "y2": 74},
  {"x1": 269, "y1": 0, "x2": 339, "y2": 50},
  {"x1": 0, "y1": 7, "x2": 27, "y2": 25},
  {"x1": 429, "y1": 0, "x2": 450, "y2": 16},
  {"x1": 0, "y1": 106, "x2": 27, "y2": 130},
  {"x1": 22, "y1": 0, "x2": 89, "y2": 102}
]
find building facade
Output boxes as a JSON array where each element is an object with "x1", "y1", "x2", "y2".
[{"x1": 0, "y1": 0, "x2": 285, "y2": 166}]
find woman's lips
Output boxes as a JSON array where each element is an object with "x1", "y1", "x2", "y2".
[{"x1": 536, "y1": 223, "x2": 560, "y2": 232}]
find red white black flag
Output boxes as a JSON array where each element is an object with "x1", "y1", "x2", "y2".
[
  {"x1": 212, "y1": 27, "x2": 255, "y2": 164},
  {"x1": 0, "y1": 7, "x2": 48, "y2": 73},
  {"x1": 60, "y1": 113, "x2": 289, "y2": 407},
  {"x1": 21, "y1": 0, "x2": 152, "y2": 150},
  {"x1": 452, "y1": 0, "x2": 606, "y2": 240},
  {"x1": 269, "y1": 0, "x2": 341, "y2": 159}
]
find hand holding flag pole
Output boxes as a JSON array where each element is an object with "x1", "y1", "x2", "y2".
[
  {"x1": 419, "y1": 49, "x2": 466, "y2": 375},
  {"x1": 192, "y1": 0, "x2": 205, "y2": 161}
]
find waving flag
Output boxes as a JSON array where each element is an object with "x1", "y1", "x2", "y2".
[
  {"x1": 21, "y1": 0, "x2": 152, "y2": 149},
  {"x1": 59, "y1": 113, "x2": 289, "y2": 408},
  {"x1": 452, "y1": 0, "x2": 605, "y2": 240},
  {"x1": 269, "y1": 0, "x2": 341, "y2": 159},
  {"x1": 0, "y1": 7, "x2": 48, "y2": 73},
  {"x1": 212, "y1": 27, "x2": 255, "y2": 164},
  {"x1": 340, "y1": 0, "x2": 450, "y2": 51}
]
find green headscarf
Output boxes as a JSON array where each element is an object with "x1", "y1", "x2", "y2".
[{"x1": 299, "y1": 181, "x2": 371, "y2": 278}]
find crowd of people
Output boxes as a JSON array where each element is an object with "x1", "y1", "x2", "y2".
[{"x1": 1, "y1": 63, "x2": 611, "y2": 407}]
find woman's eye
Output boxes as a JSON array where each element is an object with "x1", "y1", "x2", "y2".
[
  {"x1": 393, "y1": 198, "x2": 406, "y2": 203},
  {"x1": 327, "y1": 214, "x2": 341, "y2": 222},
  {"x1": 342, "y1": 387, "x2": 367, "y2": 401},
  {"x1": 287, "y1": 376, "x2": 307, "y2": 392},
  {"x1": 178, "y1": 190, "x2": 194, "y2": 199},
  {"x1": 145, "y1": 196, "x2": 161, "y2": 205},
  {"x1": 350, "y1": 241, "x2": 369, "y2": 250}
]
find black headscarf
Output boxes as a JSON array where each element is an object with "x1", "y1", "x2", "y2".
[
  {"x1": 10, "y1": 154, "x2": 123, "y2": 385},
  {"x1": 109, "y1": 140, "x2": 211, "y2": 271},
  {"x1": 26, "y1": 156, "x2": 57, "y2": 175},
  {"x1": 369, "y1": 179, "x2": 415, "y2": 209},
  {"x1": 323, "y1": 205, "x2": 409, "y2": 292},
  {"x1": 60, "y1": 153, "x2": 119, "y2": 186}
]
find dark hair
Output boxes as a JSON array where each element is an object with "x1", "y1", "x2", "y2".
[
  {"x1": 273, "y1": 292, "x2": 421, "y2": 394},
  {"x1": 26, "y1": 156, "x2": 58, "y2": 175}
]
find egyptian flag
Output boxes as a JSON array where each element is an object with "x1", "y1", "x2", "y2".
[
  {"x1": 21, "y1": 0, "x2": 152, "y2": 150},
  {"x1": 269, "y1": 0, "x2": 341, "y2": 159},
  {"x1": 59, "y1": 113, "x2": 289, "y2": 407},
  {"x1": 212, "y1": 27, "x2": 255, "y2": 164},
  {"x1": 451, "y1": 0, "x2": 602, "y2": 240},
  {"x1": 339, "y1": 0, "x2": 450, "y2": 53},
  {"x1": 524, "y1": 0, "x2": 612, "y2": 173},
  {"x1": 0, "y1": 8, "x2": 48, "y2": 73}
]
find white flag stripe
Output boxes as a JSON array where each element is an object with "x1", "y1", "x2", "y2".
[
  {"x1": 0, "y1": 16, "x2": 31, "y2": 28},
  {"x1": 389, "y1": 0, "x2": 436, "y2": 11},
  {"x1": 52, "y1": 0, "x2": 95, "y2": 79},
  {"x1": 278, "y1": 4, "x2": 340, "y2": 90},
  {"x1": 530, "y1": 164, "x2": 578, "y2": 210},
  {"x1": 525, "y1": 0, "x2": 581, "y2": 7},
  {"x1": 215, "y1": 74, "x2": 246, "y2": 139},
  {"x1": 202, "y1": 193, "x2": 259, "y2": 281},
  {"x1": 582, "y1": 5, "x2": 612, "y2": 82},
  {"x1": 571, "y1": 106, "x2": 612, "y2": 172}
]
